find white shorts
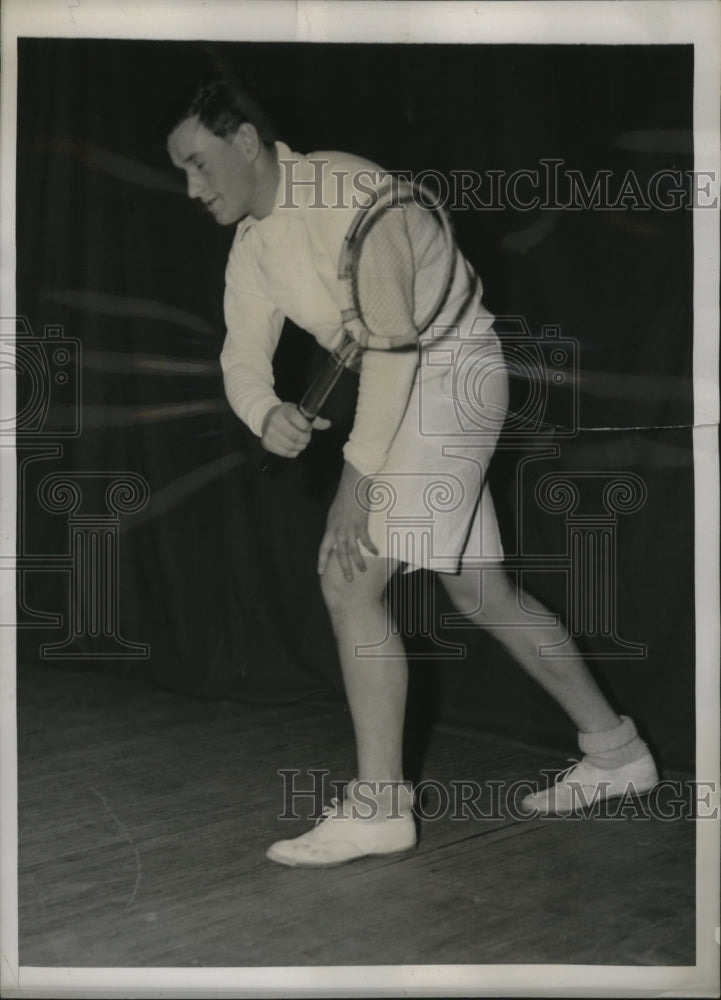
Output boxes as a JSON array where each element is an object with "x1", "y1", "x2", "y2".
[{"x1": 364, "y1": 324, "x2": 509, "y2": 574}]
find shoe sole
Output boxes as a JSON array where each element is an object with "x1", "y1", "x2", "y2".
[
  {"x1": 520, "y1": 779, "x2": 660, "y2": 816},
  {"x1": 265, "y1": 843, "x2": 417, "y2": 869}
]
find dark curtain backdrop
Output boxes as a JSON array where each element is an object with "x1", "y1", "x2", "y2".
[{"x1": 16, "y1": 40, "x2": 695, "y2": 770}]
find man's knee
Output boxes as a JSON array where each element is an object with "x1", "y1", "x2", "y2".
[
  {"x1": 319, "y1": 556, "x2": 388, "y2": 617},
  {"x1": 442, "y1": 566, "x2": 516, "y2": 624},
  {"x1": 319, "y1": 560, "x2": 351, "y2": 614}
]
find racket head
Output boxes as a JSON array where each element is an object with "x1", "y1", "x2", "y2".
[{"x1": 338, "y1": 179, "x2": 456, "y2": 351}]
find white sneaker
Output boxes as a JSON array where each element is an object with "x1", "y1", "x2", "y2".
[
  {"x1": 266, "y1": 780, "x2": 417, "y2": 868},
  {"x1": 520, "y1": 754, "x2": 659, "y2": 815}
]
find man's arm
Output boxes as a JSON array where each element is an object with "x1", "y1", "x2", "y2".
[
  {"x1": 222, "y1": 260, "x2": 330, "y2": 457},
  {"x1": 220, "y1": 280, "x2": 285, "y2": 438},
  {"x1": 342, "y1": 345, "x2": 419, "y2": 476},
  {"x1": 315, "y1": 345, "x2": 419, "y2": 581},
  {"x1": 303, "y1": 174, "x2": 421, "y2": 476}
]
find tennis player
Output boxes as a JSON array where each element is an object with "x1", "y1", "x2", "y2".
[{"x1": 167, "y1": 79, "x2": 659, "y2": 868}]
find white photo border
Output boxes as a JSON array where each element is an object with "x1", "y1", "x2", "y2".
[{"x1": 1, "y1": 1, "x2": 718, "y2": 997}]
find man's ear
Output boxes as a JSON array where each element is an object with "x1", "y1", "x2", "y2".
[{"x1": 232, "y1": 122, "x2": 261, "y2": 161}]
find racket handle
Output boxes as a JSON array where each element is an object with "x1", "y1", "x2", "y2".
[
  {"x1": 260, "y1": 337, "x2": 362, "y2": 478},
  {"x1": 298, "y1": 337, "x2": 361, "y2": 418}
]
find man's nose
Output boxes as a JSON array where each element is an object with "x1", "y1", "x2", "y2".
[{"x1": 187, "y1": 173, "x2": 205, "y2": 199}]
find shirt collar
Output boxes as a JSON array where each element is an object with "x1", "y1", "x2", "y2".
[{"x1": 234, "y1": 140, "x2": 299, "y2": 240}]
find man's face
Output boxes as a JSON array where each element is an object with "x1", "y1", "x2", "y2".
[{"x1": 167, "y1": 116, "x2": 259, "y2": 225}]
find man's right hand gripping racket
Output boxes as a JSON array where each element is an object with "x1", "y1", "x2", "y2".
[{"x1": 260, "y1": 179, "x2": 457, "y2": 477}]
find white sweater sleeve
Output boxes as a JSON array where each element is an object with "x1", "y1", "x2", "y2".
[
  {"x1": 220, "y1": 243, "x2": 285, "y2": 438},
  {"x1": 342, "y1": 345, "x2": 419, "y2": 475},
  {"x1": 303, "y1": 176, "x2": 420, "y2": 476}
]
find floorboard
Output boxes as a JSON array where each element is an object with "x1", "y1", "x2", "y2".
[{"x1": 16, "y1": 662, "x2": 695, "y2": 968}]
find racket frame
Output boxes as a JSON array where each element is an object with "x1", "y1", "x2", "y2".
[
  {"x1": 261, "y1": 177, "x2": 457, "y2": 476},
  {"x1": 337, "y1": 178, "x2": 457, "y2": 351}
]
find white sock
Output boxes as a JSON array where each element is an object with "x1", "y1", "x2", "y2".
[{"x1": 578, "y1": 715, "x2": 649, "y2": 769}]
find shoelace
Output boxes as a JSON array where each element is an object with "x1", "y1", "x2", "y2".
[
  {"x1": 315, "y1": 796, "x2": 343, "y2": 826},
  {"x1": 552, "y1": 758, "x2": 584, "y2": 785}
]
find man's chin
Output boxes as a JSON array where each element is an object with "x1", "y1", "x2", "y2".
[{"x1": 213, "y1": 207, "x2": 244, "y2": 226}]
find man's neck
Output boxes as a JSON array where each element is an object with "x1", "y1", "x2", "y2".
[{"x1": 252, "y1": 144, "x2": 280, "y2": 220}]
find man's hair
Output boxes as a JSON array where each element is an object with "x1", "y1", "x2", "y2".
[{"x1": 164, "y1": 76, "x2": 272, "y2": 143}]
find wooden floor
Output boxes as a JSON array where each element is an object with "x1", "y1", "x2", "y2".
[{"x1": 16, "y1": 661, "x2": 695, "y2": 968}]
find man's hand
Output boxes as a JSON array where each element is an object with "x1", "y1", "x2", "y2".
[
  {"x1": 318, "y1": 462, "x2": 379, "y2": 581},
  {"x1": 261, "y1": 402, "x2": 331, "y2": 458}
]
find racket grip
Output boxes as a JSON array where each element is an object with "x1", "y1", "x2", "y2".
[
  {"x1": 260, "y1": 337, "x2": 361, "y2": 479},
  {"x1": 298, "y1": 338, "x2": 361, "y2": 417}
]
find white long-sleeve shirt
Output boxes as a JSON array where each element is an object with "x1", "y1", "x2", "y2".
[{"x1": 220, "y1": 142, "x2": 487, "y2": 475}]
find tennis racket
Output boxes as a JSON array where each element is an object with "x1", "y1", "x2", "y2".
[{"x1": 260, "y1": 178, "x2": 457, "y2": 477}]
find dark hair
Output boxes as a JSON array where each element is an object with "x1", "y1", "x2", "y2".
[{"x1": 164, "y1": 75, "x2": 274, "y2": 144}]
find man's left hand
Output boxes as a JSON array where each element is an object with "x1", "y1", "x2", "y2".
[{"x1": 318, "y1": 462, "x2": 379, "y2": 581}]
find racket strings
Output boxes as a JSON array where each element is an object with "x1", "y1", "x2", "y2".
[
  {"x1": 354, "y1": 202, "x2": 452, "y2": 341},
  {"x1": 405, "y1": 203, "x2": 454, "y2": 327},
  {"x1": 354, "y1": 207, "x2": 416, "y2": 340}
]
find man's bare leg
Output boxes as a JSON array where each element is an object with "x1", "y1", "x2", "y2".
[
  {"x1": 265, "y1": 555, "x2": 416, "y2": 866},
  {"x1": 439, "y1": 566, "x2": 620, "y2": 731},
  {"x1": 439, "y1": 566, "x2": 658, "y2": 812},
  {"x1": 320, "y1": 555, "x2": 406, "y2": 782}
]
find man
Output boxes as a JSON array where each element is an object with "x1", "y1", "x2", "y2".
[{"x1": 166, "y1": 78, "x2": 659, "y2": 868}]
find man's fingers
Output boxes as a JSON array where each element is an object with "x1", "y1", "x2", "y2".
[
  {"x1": 317, "y1": 532, "x2": 337, "y2": 575},
  {"x1": 318, "y1": 532, "x2": 377, "y2": 578},
  {"x1": 336, "y1": 544, "x2": 354, "y2": 582},
  {"x1": 264, "y1": 437, "x2": 303, "y2": 459},
  {"x1": 358, "y1": 527, "x2": 379, "y2": 557},
  {"x1": 348, "y1": 540, "x2": 367, "y2": 574},
  {"x1": 318, "y1": 537, "x2": 354, "y2": 581},
  {"x1": 312, "y1": 416, "x2": 332, "y2": 430},
  {"x1": 266, "y1": 425, "x2": 311, "y2": 455},
  {"x1": 284, "y1": 430, "x2": 309, "y2": 453},
  {"x1": 286, "y1": 407, "x2": 313, "y2": 432}
]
